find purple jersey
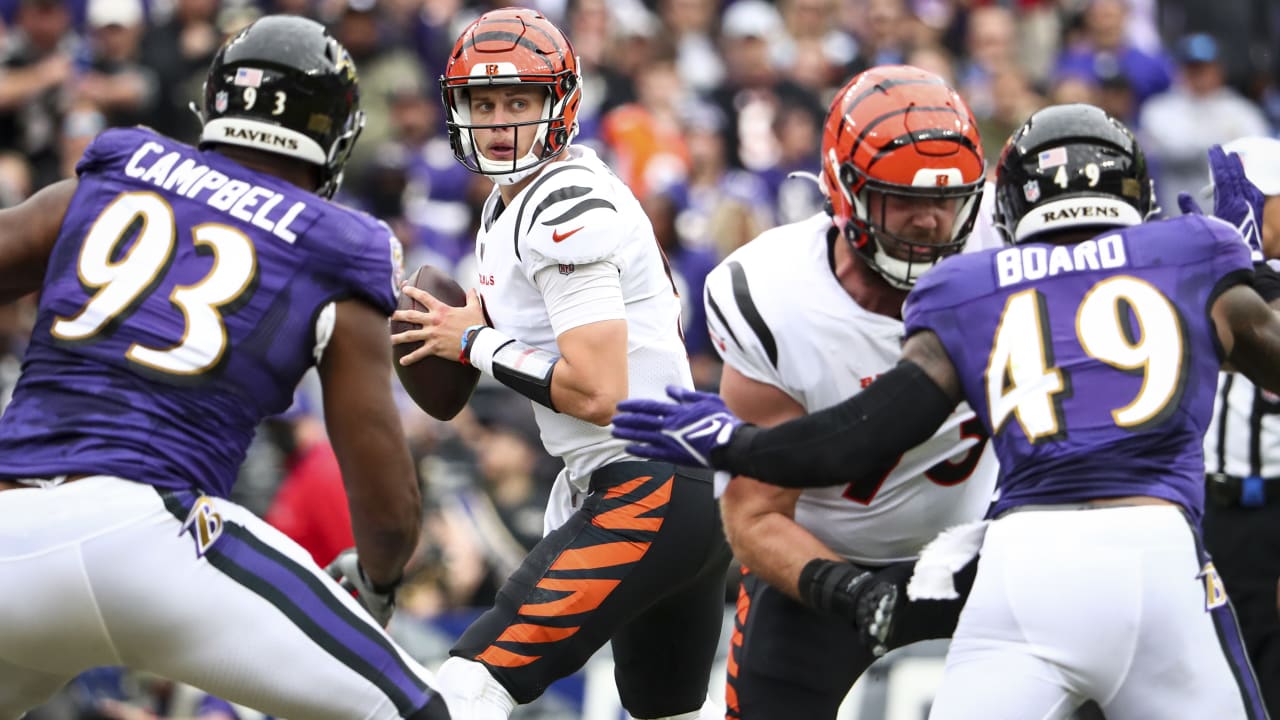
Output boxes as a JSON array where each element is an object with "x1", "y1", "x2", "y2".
[
  {"x1": 0, "y1": 127, "x2": 401, "y2": 497},
  {"x1": 904, "y1": 215, "x2": 1252, "y2": 520}
]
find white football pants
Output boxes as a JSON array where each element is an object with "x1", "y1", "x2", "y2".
[
  {"x1": 929, "y1": 505, "x2": 1268, "y2": 720},
  {"x1": 0, "y1": 476, "x2": 441, "y2": 720}
]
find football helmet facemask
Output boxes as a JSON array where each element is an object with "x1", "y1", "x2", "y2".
[
  {"x1": 821, "y1": 65, "x2": 985, "y2": 289},
  {"x1": 197, "y1": 15, "x2": 364, "y2": 199},
  {"x1": 440, "y1": 7, "x2": 582, "y2": 185},
  {"x1": 994, "y1": 103, "x2": 1156, "y2": 245}
]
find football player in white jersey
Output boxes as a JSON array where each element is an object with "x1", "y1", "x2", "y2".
[
  {"x1": 707, "y1": 66, "x2": 999, "y2": 719},
  {"x1": 389, "y1": 8, "x2": 730, "y2": 720}
]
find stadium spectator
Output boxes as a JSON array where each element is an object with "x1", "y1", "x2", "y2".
[
  {"x1": 1140, "y1": 33, "x2": 1270, "y2": 214},
  {"x1": 139, "y1": 0, "x2": 221, "y2": 143},
  {"x1": 0, "y1": 0, "x2": 79, "y2": 188},
  {"x1": 1054, "y1": 0, "x2": 1173, "y2": 111},
  {"x1": 74, "y1": 0, "x2": 158, "y2": 131},
  {"x1": 264, "y1": 402, "x2": 357, "y2": 568}
]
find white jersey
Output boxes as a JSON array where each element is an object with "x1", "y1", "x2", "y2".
[
  {"x1": 970, "y1": 180, "x2": 1003, "y2": 252},
  {"x1": 704, "y1": 212, "x2": 999, "y2": 564},
  {"x1": 472, "y1": 146, "x2": 692, "y2": 493}
]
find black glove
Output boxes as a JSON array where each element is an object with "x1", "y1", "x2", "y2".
[
  {"x1": 325, "y1": 548, "x2": 399, "y2": 627},
  {"x1": 799, "y1": 559, "x2": 900, "y2": 658}
]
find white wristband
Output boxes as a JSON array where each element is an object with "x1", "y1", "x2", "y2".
[{"x1": 467, "y1": 326, "x2": 514, "y2": 376}]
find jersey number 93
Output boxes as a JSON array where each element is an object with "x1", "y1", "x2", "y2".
[{"x1": 51, "y1": 191, "x2": 258, "y2": 376}]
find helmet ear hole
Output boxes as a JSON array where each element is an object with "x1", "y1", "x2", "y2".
[{"x1": 839, "y1": 163, "x2": 858, "y2": 190}]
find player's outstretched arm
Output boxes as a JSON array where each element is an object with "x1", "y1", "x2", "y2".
[
  {"x1": 723, "y1": 331, "x2": 963, "y2": 485},
  {"x1": 0, "y1": 179, "x2": 76, "y2": 304},
  {"x1": 614, "y1": 332, "x2": 962, "y2": 486},
  {"x1": 320, "y1": 298, "x2": 422, "y2": 589}
]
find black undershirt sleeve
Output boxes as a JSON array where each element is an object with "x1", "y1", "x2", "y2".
[
  {"x1": 1251, "y1": 261, "x2": 1280, "y2": 303},
  {"x1": 712, "y1": 360, "x2": 958, "y2": 487}
]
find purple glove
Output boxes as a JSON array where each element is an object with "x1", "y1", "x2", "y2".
[
  {"x1": 612, "y1": 385, "x2": 744, "y2": 468},
  {"x1": 1179, "y1": 145, "x2": 1266, "y2": 260}
]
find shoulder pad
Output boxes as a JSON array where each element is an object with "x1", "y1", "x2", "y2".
[
  {"x1": 1129, "y1": 215, "x2": 1250, "y2": 273},
  {"x1": 76, "y1": 127, "x2": 161, "y2": 177},
  {"x1": 965, "y1": 182, "x2": 1003, "y2": 252},
  {"x1": 312, "y1": 207, "x2": 401, "y2": 315},
  {"x1": 905, "y1": 251, "x2": 989, "y2": 325},
  {"x1": 515, "y1": 162, "x2": 624, "y2": 267},
  {"x1": 1197, "y1": 215, "x2": 1252, "y2": 252},
  {"x1": 703, "y1": 258, "x2": 782, "y2": 381}
]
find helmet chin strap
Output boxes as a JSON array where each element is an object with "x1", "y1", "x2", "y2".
[
  {"x1": 871, "y1": 248, "x2": 924, "y2": 290},
  {"x1": 480, "y1": 154, "x2": 547, "y2": 185},
  {"x1": 478, "y1": 96, "x2": 552, "y2": 184},
  {"x1": 848, "y1": 190, "x2": 918, "y2": 289}
]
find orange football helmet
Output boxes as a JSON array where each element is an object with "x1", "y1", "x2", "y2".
[
  {"x1": 821, "y1": 65, "x2": 985, "y2": 288},
  {"x1": 440, "y1": 7, "x2": 582, "y2": 185}
]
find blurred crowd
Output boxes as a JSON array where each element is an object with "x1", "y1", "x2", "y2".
[{"x1": 2, "y1": 0, "x2": 1278, "y2": 717}]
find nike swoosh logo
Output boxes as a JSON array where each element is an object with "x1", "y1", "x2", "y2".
[
  {"x1": 552, "y1": 226, "x2": 584, "y2": 243},
  {"x1": 687, "y1": 419, "x2": 723, "y2": 440},
  {"x1": 687, "y1": 413, "x2": 736, "y2": 444}
]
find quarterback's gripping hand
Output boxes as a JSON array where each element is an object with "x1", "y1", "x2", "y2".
[
  {"x1": 1181, "y1": 145, "x2": 1266, "y2": 261},
  {"x1": 611, "y1": 385, "x2": 744, "y2": 468},
  {"x1": 326, "y1": 549, "x2": 397, "y2": 627}
]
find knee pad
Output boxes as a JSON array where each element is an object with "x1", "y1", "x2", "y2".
[{"x1": 434, "y1": 657, "x2": 516, "y2": 720}]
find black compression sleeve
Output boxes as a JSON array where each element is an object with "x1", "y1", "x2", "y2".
[
  {"x1": 1253, "y1": 261, "x2": 1280, "y2": 303},
  {"x1": 712, "y1": 360, "x2": 957, "y2": 487}
]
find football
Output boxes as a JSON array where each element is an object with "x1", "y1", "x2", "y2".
[{"x1": 391, "y1": 265, "x2": 481, "y2": 421}]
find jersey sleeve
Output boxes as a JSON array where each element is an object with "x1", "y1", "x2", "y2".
[
  {"x1": 703, "y1": 260, "x2": 786, "y2": 390},
  {"x1": 75, "y1": 127, "x2": 154, "y2": 176},
  {"x1": 1200, "y1": 216, "x2": 1255, "y2": 286},
  {"x1": 963, "y1": 181, "x2": 1005, "y2": 253},
  {"x1": 517, "y1": 164, "x2": 625, "y2": 275},
  {"x1": 309, "y1": 209, "x2": 402, "y2": 315}
]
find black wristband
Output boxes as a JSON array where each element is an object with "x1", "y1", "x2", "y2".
[
  {"x1": 359, "y1": 564, "x2": 403, "y2": 595},
  {"x1": 798, "y1": 558, "x2": 872, "y2": 620},
  {"x1": 711, "y1": 423, "x2": 756, "y2": 468},
  {"x1": 1254, "y1": 262, "x2": 1280, "y2": 303}
]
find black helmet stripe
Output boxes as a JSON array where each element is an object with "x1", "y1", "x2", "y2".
[
  {"x1": 834, "y1": 76, "x2": 948, "y2": 137},
  {"x1": 459, "y1": 32, "x2": 556, "y2": 73},
  {"x1": 834, "y1": 79, "x2": 959, "y2": 166}
]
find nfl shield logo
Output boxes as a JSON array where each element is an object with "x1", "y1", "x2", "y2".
[
  {"x1": 214, "y1": 91, "x2": 228, "y2": 113},
  {"x1": 1022, "y1": 180, "x2": 1041, "y2": 203}
]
